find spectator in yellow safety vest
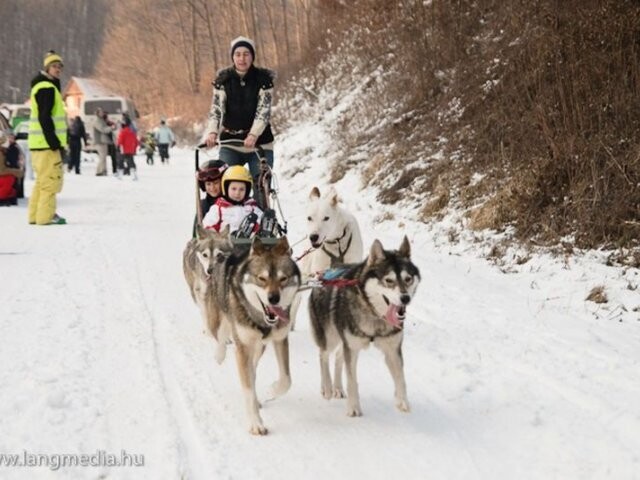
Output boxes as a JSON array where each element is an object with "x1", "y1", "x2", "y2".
[{"x1": 27, "y1": 50, "x2": 68, "y2": 225}]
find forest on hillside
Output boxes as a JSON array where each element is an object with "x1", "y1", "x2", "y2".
[
  {"x1": 0, "y1": 0, "x2": 108, "y2": 103},
  {"x1": 2, "y1": 0, "x2": 639, "y2": 254}
]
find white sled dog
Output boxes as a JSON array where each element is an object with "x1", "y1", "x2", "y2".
[
  {"x1": 290, "y1": 186, "x2": 364, "y2": 329},
  {"x1": 308, "y1": 236, "x2": 420, "y2": 417},
  {"x1": 300, "y1": 186, "x2": 364, "y2": 278},
  {"x1": 215, "y1": 236, "x2": 301, "y2": 435}
]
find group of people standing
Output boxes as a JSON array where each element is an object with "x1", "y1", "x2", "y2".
[{"x1": 26, "y1": 34, "x2": 274, "y2": 228}]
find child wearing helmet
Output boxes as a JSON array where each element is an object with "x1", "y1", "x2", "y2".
[
  {"x1": 202, "y1": 165, "x2": 263, "y2": 234},
  {"x1": 192, "y1": 160, "x2": 228, "y2": 237},
  {"x1": 198, "y1": 159, "x2": 227, "y2": 214}
]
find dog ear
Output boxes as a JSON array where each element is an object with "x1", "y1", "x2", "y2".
[
  {"x1": 327, "y1": 186, "x2": 339, "y2": 207},
  {"x1": 220, "y1": 224, "x2": 231, "y2": 238},
  {"x1": 250, "y1": 236, "x2": 266, "y2": 256},
  {"x1": 196, "y1": 223, "x2": 207, "y2": 239},
  {"x1": 273, "y1": 236, "x2": 291, "y2": 256},
  {"x1": 309, "y1": 187, "x2": 321, "y2": 200},
  {"x1": 398, "y1": 235, "x2": 411, "y2": 258},
  {"x1": 366, "y1": 239, "x2": 385, "y2": 266}
]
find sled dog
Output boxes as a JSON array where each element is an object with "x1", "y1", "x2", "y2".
[
  {"x1": 182, "y1": 224, "x2": 233, "y2": 336},
  {"x1": 301, "y1": 186, "x2": 364, "y2": 277},
  {"x1": 218, "y1": 236, "x2": 301, "y2": 435},
  {"x1": 290, "y1": 186, "x2": 365, "y2": 329},
  {"x1": 308, "y1": 236, "x2": 420, "y2": 417}
]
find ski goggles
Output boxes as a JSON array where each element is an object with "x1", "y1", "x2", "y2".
[{"x1": 198, "y1": 165, "x2": 227, "y2": 182}]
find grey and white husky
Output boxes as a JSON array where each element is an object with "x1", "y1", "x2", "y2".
[
  {"x1": 308, "y1": 236, "x2": 420, "y2": 417},
  {"x1": 183, "y1": 224, "x2": 233, "y2": 345},
  {"x1": 182, "y1": 225, "x2": 233, "y2": 323},
  {"x1": 216, "y1": 236, "x2": 301, "y2": 435}
]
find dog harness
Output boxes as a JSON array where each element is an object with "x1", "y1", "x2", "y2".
[{"x1": 321, "y1": 226, "x2": 353, "y2": 266}]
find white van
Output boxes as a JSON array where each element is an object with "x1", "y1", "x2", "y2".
[{"x1": 81, "y1": 96, "x2": 138, "y2": 150}]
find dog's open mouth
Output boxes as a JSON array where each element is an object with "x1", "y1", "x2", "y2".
[
  {"x1": 382, "y1": 295, "x2": 406, "y2": 328},
  {"x1": 265, "y1": 305, "x2": 289, "y2": 326}
]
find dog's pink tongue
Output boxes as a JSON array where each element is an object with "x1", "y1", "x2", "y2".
[
  {"x1": 385, "y1": 305, "x2": 402, "y2": 328},
  {"x1": 267, "y1": 305, "x2": 289, "y2": 323}
]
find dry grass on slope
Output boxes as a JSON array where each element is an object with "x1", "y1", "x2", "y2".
[{"x1": 280, "y1": 0, "x2": 640, "y2": 257}]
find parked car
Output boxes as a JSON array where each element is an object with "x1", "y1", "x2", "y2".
[
  {"x1": 13, "y1": 120, "x2": 33, "y2": 180},
  {"x1": 0, "y1": 103, "x2": 30, "y2": 128},
  {"x1": 0, "y1": 111, "x2": 9, "y2": 133}
]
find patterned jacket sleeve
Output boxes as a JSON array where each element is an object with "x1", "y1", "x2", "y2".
[
  {"x1": 249, "y1": 85, "x2": 272, "y2": 138},
  {"x1": 205, "y1": 85, "x2": 226, "y2": 135}
]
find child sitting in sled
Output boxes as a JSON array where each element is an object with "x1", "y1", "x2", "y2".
[{"x1": 203, "y1": 165, "x2": 263, "y2": 236}]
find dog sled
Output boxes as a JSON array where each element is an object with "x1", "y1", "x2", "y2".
[{"x1": 194, "y1": 140, "x2": 288, "y2": 247}]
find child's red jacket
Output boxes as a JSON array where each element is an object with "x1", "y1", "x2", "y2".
[{"x1": 117, "y1": 126, "x2": 139, "y2": 155}]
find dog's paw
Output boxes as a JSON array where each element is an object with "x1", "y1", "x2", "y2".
[
  {"x1": 249, "y1": 424, "x2": 268, "y2": 435},
  {"x1": 333, "y1": 387, "x2": 346, "y2": 399},
  {"x1": 396, "y1": 399, "x2": 411, "y2": 413},
  {"x1": 346, "y1": 405, "x2": 362, "y2": 417},
  {"x1": 321, "y1": 386, "x2": 333, "y2": 400}
]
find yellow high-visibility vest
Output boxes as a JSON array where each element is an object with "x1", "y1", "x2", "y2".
[{"x1": 28, "y1": 80, "x2": 67, "y2": 150}]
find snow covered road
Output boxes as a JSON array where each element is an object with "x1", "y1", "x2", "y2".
[{"x1": 1, "y1": 147, "x2": 639, "y2": 479}]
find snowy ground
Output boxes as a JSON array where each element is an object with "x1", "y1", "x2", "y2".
[{"x1": 1, "y1": 142, "x2": 639, "y2": 480}]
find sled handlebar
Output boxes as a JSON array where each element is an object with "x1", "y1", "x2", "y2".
[{"x1": 195, "y1": 139, "x2": 264, "y2": 153}]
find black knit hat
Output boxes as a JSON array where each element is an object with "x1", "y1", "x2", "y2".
[{"x1": 230, "y1": 36, "x2": 255, "y2": 60}]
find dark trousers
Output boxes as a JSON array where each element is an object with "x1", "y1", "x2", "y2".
[
  {"x1": 108, "y1": 144, "x2": 118, "y2": 174},
  {"x1": 158, "y1": 144, "x2": 169, "y2": 163},
  {"x1": 68, "y1": 137, "x2": 82, "y2": 173},
  {"x1": 119, "y1": 154, "x2": 137, "y2": 172}
]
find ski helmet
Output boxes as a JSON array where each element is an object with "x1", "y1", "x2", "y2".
[
  {"x1": 197, "y1": 160, "x2": 227, "y2": 191},
  {"x1": 221, "y1": 165, "x2": 252, "y2": 201}
]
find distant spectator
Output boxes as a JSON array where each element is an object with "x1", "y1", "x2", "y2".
[
  {"x1": 116, "y1": 118, "x2": 139, "y2": 181},
  {"x1": 142, "y1": 131, "x2": 156, "y2": 165},
  {"x1": 154, "y1": 119, "x2": 175, "y2": 164},
  {"x1": 4, "y1": 130, "x2": 25, "y2": 197},
  {"x1": 0, "y1": 130, "x2": 24, "y2": 205},
  {"x1": 92, "y1": 108, "x2": 114, "y2": 176},
  {"x1": 67, "y1": 116, "x2": 87, "y2": 174}
]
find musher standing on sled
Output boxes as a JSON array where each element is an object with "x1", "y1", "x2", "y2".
[{"x1": 203, "y1": 36, "x2": 275, "y2": 201}]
